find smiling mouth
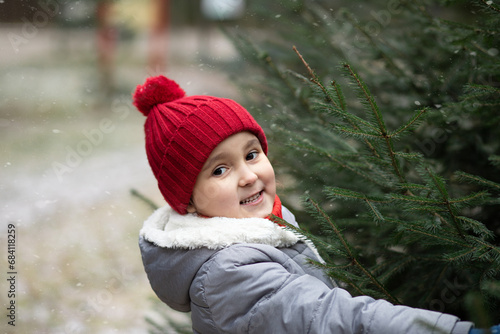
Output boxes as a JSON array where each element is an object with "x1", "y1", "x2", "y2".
[{"x1": 240, "y1": 191, "x2": 263, "y2": 205}]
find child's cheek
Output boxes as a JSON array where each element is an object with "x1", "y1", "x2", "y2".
[{"x1": 193, "y1": 182, "x2": 222, "y2": 211}]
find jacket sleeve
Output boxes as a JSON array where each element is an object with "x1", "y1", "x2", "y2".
[{"x1": 189, "y1": 243, "x2": 472, "y2": 334}]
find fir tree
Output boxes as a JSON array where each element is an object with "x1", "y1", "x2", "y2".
[
  {"x1": 225, "y1": 0, "x2": 500, "y2": 324},
  {"x1": 143, "y1": 1, "x2": 499, "y2": 331}
]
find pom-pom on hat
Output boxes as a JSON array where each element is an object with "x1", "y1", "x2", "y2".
[{"x1": 132, "y1": 75, "x2": 268, "y2": 215}]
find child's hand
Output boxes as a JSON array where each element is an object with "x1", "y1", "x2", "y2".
[{"x1": 469, "y1": 324, "x2": 500, "y2": 334}]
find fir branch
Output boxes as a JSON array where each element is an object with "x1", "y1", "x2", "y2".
[
  {"x1": 432, "y1": 211, "x2": 457, "y2": 230},
  {"x1": 465, "y1": 101, "x2": 500, "y2": 108},
  {"x1": 292, "y1": 47, "x2": 382, "y2": 158},
  {"x1": 389, "y1": 108, "x2": 429, "y2": 138},
  {"x1": 329, "y1": 112, "x2": 381, "y2": 134},
  {"x1": 377, "y1": 256, "x2": 416, "y2": 284},
  {"x1": 390, "y1": 194, "x2": 442, "y2": 205},
  {"x1": 457, "y1": 216, "x2": 495, "y2": 240},
  {"x1": 445, "y1": 247, "x2": 478, "y2": 262},
  {"x1": 262, "y1": 53, "x2": 311, "y2": 111},
  {"x1": 341, "y1": 10, "x2": 410, "y2": 84},
  {"x1": 393, "y1": 151, "x2": 424, "y2": 161},
  {"x1": 478, "y1": 0, "x2": 500, "y2": 14},
  {"x1": 312, "y1": 261, "x2": 367, "y2": 295},
  {"x1": 293, "y1": 45, "x2": 338, "y2": 106},
  {"x1": 343, "y1": 64, "x2": 407, "y2": 186},
  {"x1": 331, "y1": 80, "x2": 347, "y2": 111},
  {"x1": 461, "y1": 84, "x2": 500, "y2": 101},
  {"x1": 325, "y1": 186, "x2": 389, "y2": 204},
  {"x1": 471, "y1": 40, "x2": 500, "y2": 57},
  {"x1": 448, "y1": 191, "x2": 489, "y2": 206},
  {"x1": 335, "y1": 126, "x2": 385, "y2": 140},
  {"x1": 398, "y1": 183, "x2": 431, "y2": 192},
  {"x1": 306, "y1": 197, "x2": 400, "y2": 304},
  {"x1": 325, "y1": 187, "x2": 367, "y2": 201},
  {"x1": 225, "y1": 30, "x2": 314, "y2": 116},
  {"x1": 290, "y1": 49, "x2": 379, "y2": 138},
  {"x1": 342, "y1": 64, "x2": 385, "y2": 134},
  {"x1": 445, "y1": 238, "x2": 499, "y2": 264},
  {"x1": 424, "y1": 167, "x2": 467, "y2": 240},
  {"x1": 468, "y1": 237, "x2": 500, "y2": 260},
  {"x1": 130, "y1": 188, "x2": 159, "y2": 211},
  {"x1": 328, "y1": 271, "x2": 367, "y2": 297},
  {"x1": 277, "y1": 218, "x2": 347, "y2": 260},
  {"x1": 490, "y1": 155, "x2": 500, "y2": 168},
  {"x1": 404, "y1": 205, "x2": 446, "y2": 213},
  {"x1": 365, "y1": 199, "x2": 385, "y2": 222},
  {"x1": 325, "y1": 186, "x2": 388, "y2": 221},
  {"x1": 454, "y1": 171, "x2": 500, "y2": 192},
  {"x1": 415, "y1": 3, "x2": 499, "y2": 36},
  {"x1": 425, "y1": 168, "x2": 449, "y2": 198},
  {"x1": 288, "y1": 140, "x2": 388, "y2": 188},
  {"x1": 388, "y1": 218, "x2": 470, "y2": 248}
]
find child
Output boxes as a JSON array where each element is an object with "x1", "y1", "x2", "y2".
[{"x1": 133, "y1": 75, "x2": 496, "y2": 334}]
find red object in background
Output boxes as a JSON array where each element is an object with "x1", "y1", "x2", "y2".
[
  {"x1": 149, "y1": 0, "x2": 170, "y2": 74},
  {"x1": 96, "y1": 0, "x2": 170, "y2": 94},
  {"x1": 96, "y1": 1, "x2": 117, "y2": 95}
]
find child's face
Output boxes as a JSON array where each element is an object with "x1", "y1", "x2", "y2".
[{"x1": 187, "y1": 131, "x2": 276, "y2": 218}]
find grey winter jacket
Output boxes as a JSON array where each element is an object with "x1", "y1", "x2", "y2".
[{"x1": 139, "y1": 204, "x2": 473, "y2": 334}]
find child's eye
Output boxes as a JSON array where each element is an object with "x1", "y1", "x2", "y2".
[
  {"x1": 246, "y1": 151, "x2": 258, "y2": 161},
  {"x1": 213, "y1": 166, "x2": 228, "y2": 176}
]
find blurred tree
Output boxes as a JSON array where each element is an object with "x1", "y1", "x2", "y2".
[
  {"x1": 224, "y1": 0, "x2": 500, "y2": 324},
  {"x1": 0, "y1": 0, "x2": 41, "y2": 22}
]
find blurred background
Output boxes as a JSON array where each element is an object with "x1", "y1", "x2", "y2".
[{"x1": 0, "y1": 1, "x2": 247, "y2": 333}]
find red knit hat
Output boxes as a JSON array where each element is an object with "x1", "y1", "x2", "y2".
[{"x1": 132, "y1": 75, "x2": 268, "y2": 214}]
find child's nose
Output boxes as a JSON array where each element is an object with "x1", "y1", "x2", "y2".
[{"x1": 238, "y1": 165, "x2": 258, "y2": 187}]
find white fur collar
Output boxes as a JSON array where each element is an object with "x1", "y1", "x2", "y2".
[{"x1": 140, "y1": 205, "x2": 300, "y2": 250}]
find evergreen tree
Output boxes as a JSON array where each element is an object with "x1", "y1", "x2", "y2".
[{"x1": 225, "y1": 0, "x2": 500, "y2": 324}]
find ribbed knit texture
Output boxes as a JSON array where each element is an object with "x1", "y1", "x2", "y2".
[{"x1": 133, "y1": 76, "x2": 267, "y2": 214}]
